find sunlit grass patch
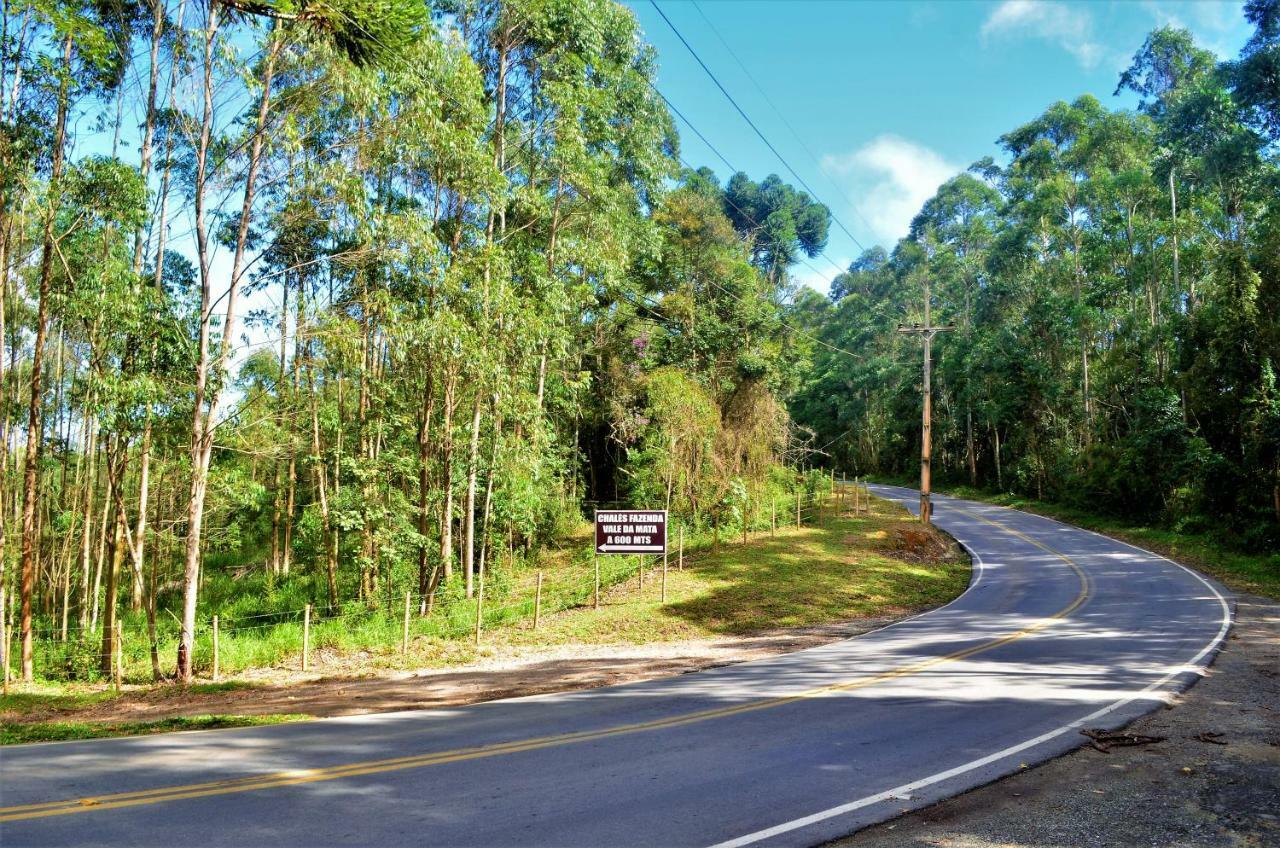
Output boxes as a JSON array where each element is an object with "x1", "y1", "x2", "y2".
[{"x1": 488, "y1": 493, "x2": 970, "y2": 646}]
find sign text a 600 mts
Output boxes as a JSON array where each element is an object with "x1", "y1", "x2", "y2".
[{"x1": 594, "y1": 510, "x2": 667, "y2": 554}]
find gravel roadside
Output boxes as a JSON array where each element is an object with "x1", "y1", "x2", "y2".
[{"x1": 836, "y1": 594, "x2": 1280, "y2": 848}]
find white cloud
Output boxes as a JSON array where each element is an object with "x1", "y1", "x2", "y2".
[
  {"x1": 981, "y1": 0, "x2": 1105, "y2": 68},
  {"x1": 1139, "y1": 1, "x2": 1251, "y2": 59},
  {"x1": 821, "y1": 136, "x2": 961, "y2": 245}
]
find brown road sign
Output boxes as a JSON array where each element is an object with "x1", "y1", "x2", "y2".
[{"x1": 594, "y1": 510, "x2": 667, "y2": 554}]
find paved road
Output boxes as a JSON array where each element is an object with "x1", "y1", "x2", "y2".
[{"x1": 1, "y1": 488, "x2": 1232, "y2": 848}]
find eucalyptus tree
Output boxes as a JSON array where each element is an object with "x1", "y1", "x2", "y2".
[
  {"x1": 908, "y1": 174, "x2": 999, "y2": 483},
  {"x1": 173, "y1": 0, "x2": 428, "y2": 681},
  {"x1": 11, "y1": 0, "x2": 135, "y2": 680}
]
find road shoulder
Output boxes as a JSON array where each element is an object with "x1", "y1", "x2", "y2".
[{"x1": 837, "y1": 593, "x2": 1280, "y2": 848}]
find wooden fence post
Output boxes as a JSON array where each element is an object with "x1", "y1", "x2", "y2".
[
  {"x1": 212, "y1": 615, "x2": 220, "y2": 682},
  {"x1": 114, "y1": 621, "x2": 123, "y2": 691},
  {"x1": 534, "y1": 571, "x2": 544, "y2": 630},
  {"x1": 402, "y1": 591, "x2": 411, "y2": 655},
  {"x1": 302, "y1": 604, "x2": 311, "y2": 672},
  {"x1": 637, "y1": 554, "x2": 644, "y2": 598},
  {"x1": 678, "y1": 527, "x2": 684, "y2": 571},
  {"x1": 661, "y1": 551, "x2": 668, "y2": 604},
  {"x1": 796, "y1": 491, "x2": 801, "y2": 527},
  {"x1": 594, "y1": 552, "x2": 600, "y2": 610}
]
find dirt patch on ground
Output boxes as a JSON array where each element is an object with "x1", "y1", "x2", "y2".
[
  {"x1": 876, "y1": 523, "x2": 965, "y2": 564},
  {"x1": 4, "y1": 619, "x2": 897, "y2": 726},
  {"x1": 836, "y1": 594, "x2": 1280, "y2": 848}
]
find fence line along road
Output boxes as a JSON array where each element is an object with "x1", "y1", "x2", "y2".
[{"x1": 14, "y1": 487, "x2": 838, "y2": 685}]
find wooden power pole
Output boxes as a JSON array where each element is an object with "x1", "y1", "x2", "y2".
[{"x1": 898, "y1": 277, "x2": 953, "y2": 525}]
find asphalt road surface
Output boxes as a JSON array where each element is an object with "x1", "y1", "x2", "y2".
[{"x1": 0, "y1": 487, "x2": 1232, "y2": 848}]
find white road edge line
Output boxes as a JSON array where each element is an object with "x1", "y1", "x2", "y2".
[{"x1": 708, "y1": 490, "x2": 1233, "y2": 848}]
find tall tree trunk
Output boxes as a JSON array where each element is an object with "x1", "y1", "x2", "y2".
[
  {"x1": 18, "y1": 36, "x2": 70, "y2": 681},
  {"x1": 177, "y1": 3, "x2": 221, "y2": 682},
  {"x1": 439, "y1": 371, "x2": 456, "y2": 583},
  {"x1": 98, "y1": 440, "x2": 126, "y2": 676},
  {"x1": 145, "y1": 456, "x2": 161, "y2": 681},
  {"x1": 178, "y1": 18, "x2": 279, "y2": 681},
  {"x1": 462, "y1": 392, "x2": 482, "y2": 598},
  {"x1": 90, "y1": 466, "x2": 110, "y2": 630},
  {"x1": 416, "y1": 373, "x2": 435, "y2": 614},
  {"x1": 309, "y1": 360, "x2": 337, "y2": 607},
  {"x1": 476, "y1": 398, "x2": 502, "y2": 579},
  {"x1": 1170, "y1": 167, "x2": 1185, "y2": 310},
  {"x1": 77, "y1": 413, "x2": 97, "y2": 629},
  {"x1": 270, "y1": 281, "x2": 289, "y2": 574},
  {"x1": 131, "y1": 0, "x2": 166, "y2": 274},
  {"x1": 992, "y1": 424, "x2": 1003, "y2": 490},
  {"x1": 131, "y1": 414, "x2": 151, "y2": 609},
  {"x1": 0, "y1": 213, "x2": 8, "y2": 632}
]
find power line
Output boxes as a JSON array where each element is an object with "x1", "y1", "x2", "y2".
[
  {"x1": 661, "y1": 142, "x2": 864, "y2": 361},
  {"x1": 653, "y1": 82, "x2": 847, "y2": 279},
  {"x1": 649, "y1": 0, "x2": 868, "y2": 257},
  {"x1": 648, "y1": 85, "x2": 736, "y2": 175},
  {"x1": 688, "y1": 0, "x2": 880, "y2": 241}
]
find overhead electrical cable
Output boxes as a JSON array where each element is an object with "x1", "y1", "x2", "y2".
[
  {"x1": 648, "y1": 0, "x2": 868, "y2": 258},
  {"x1": 688, "y1": 0, "x2": 880, "y2": 240},
  {"x1": 650, "y1": 80, "x2": 847, "y2": 277}
]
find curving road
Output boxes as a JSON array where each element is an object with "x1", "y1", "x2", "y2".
[{"x1": 0, "y1": 488, "x2": 1232, "y2": 848}]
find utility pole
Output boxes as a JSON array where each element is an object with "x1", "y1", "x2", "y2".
[{"x1": 898, "y1": 276, "x2": 953, "y2": 525}]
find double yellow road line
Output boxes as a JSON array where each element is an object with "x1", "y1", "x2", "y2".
[{"x1": 1, "y1": 508, "x2": 1089, "y2": 824}]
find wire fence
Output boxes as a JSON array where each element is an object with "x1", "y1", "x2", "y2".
[{"x1": 6, "y1": 480, "x2": 870, "y2": 688}]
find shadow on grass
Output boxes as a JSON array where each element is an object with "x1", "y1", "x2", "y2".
[{"x1": 1, "y1": 713, "x2": 305, "y2": 745}]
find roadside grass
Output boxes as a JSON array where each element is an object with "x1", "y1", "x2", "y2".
[
  {"x1": 0, "y1": 684, "x2": 121, "y2": 717},
  {"x1": 938, "y1": 485, "x2": 1280, "y2": 600},
  {"x1": 2, "y1": 492, "x2": 969, "y2": 739},
  {"x1": 0, "y1": 713, "x2": 307, "y2": 745},
  {"x1": 484, "y1": 492, "x2": 969, "y2": 648}
]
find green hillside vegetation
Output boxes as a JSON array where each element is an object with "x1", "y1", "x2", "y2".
[{"x1": 790, "y1": 19, "x2": 1280, "y2": 565}]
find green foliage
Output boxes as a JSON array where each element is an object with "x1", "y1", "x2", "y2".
[
  {"x1": 721, "y1": 172, "x2": 830, "y2": 284},
  {"x1": 792, "y1": 20, "x2": 1280, "y2": 558}
]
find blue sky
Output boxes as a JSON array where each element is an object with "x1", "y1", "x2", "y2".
[{"x1": 624, "y1": 0, "x2": 1255, "y2": 292}]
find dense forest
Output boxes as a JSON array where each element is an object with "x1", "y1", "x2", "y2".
[
  {"x1": 1, "y1": 0, "x2": 1277, "y2": 686},
  {"x1": 0, "y1": 0, "x2": 833, "y2": 682},
  {"x1": 792, "y1": 10, "x2": 1280, "y2": 553}
]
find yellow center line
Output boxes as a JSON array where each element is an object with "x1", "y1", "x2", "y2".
[{"x1": 2, "y1": 507, "x2": 1089, "y2": 824}]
